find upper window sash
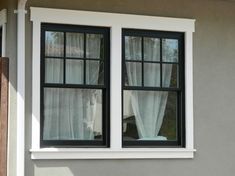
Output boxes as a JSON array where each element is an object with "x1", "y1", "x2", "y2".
[{"x1": 31, "y1": 7, "x2": 195, "y2": 159}]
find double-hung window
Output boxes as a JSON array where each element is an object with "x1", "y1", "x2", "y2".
[
  {"x1": 122, "y1": 29, "x2": 185, "y2": 147},
  {"x1": 41, "y1": 24, "x2": 110, "y2": 147},
  {"x1": 31, "y1": 7, "x2": 195, "y2": 159}
]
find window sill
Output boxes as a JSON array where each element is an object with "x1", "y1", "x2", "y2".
[{"x1": 30, "y1": 148, "x2": 196, "y2": 159}]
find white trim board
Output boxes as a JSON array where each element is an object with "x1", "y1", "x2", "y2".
[
  {"x1": 0, "y1": 9, "x2": 7, "y2": 57},
  {"x1": 31, "y1": 148, "x2": 196, "y2": 159},
  {"x1": 30, "y1": 7, "x2": 196, "y2": 159},
  {"x1": 30, "y1": 7, "x2": 195, "y2": 32}
]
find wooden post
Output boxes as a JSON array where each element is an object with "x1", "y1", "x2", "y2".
[{"x1": 0, "y1": 58, "x2": 9, "y2": 176}]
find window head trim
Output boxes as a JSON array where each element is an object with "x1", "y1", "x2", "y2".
[{"x1": 30, "y1": 7, "x2": 195, "y2": 159}]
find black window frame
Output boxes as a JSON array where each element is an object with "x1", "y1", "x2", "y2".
[
  {"x1": 122, "y1": 29, "x2": 185, "y2": 148},
  {"x1": 40, "y1": 23, "x2": 110, "y2": 148}
]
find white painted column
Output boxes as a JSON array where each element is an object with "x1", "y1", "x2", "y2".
[
  {"x1": 1, "y1": 23, "x2": 7, "y2": 57},
  {"x1": 110, "y1": 26, "x2": 122, "y2": 149},
  {"x1": 16, "y1": 7, "x2": 27, "y2": 176}
]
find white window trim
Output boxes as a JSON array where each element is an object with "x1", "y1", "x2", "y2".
[
  {"x1": 30, "y1": 7, "x2": 196, "y2": 159},
  {"x1": 0, "y1": 9, "x2": 7, "y2": 57}
]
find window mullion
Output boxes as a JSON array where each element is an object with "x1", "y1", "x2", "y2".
[
  {"x1": 63, "y1": 32, "x2": 66, "y2": 84},
  {"x1": 141, "y1": 37, "x2": 144, "y2": 87},
  {"x1": 160, "y1": 38, "x2": 162, "y2": 88},
  {"x1": 84, "y1": 33, "x2": 86, "y2": 84},
  {"x1": 110, "y1": 26, "x2": 122, "y2": 150}
]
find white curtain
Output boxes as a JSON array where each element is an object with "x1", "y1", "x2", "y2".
[
  {"x1": 125, "y1": 37, "x2": 175, "y2": 140},
  {"x1": 43, "y1": 32, "x2": 102, "y2": 140},
  {"x1": 43, "y1": 88, "x2": 101, "y2": 140}
]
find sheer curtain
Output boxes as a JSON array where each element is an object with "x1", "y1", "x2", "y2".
[
  {"x1": 125, "y1": 37, "x2": 174, "y2": 140},
  {"x1": 43, "y1": 32, "x2": 102, "y2": 140}
]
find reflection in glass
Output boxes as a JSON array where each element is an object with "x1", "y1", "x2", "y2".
[
  {"x1": 125, "y1": 62, "x2": 142, "y2": 86},
  {"x1": 144, "y1": 37, "x2": 160, "y2": 61},
  {"x1": 162, "y1": 39, "x2": 178, "y2": 62},
  {"x1": 45, "y1": 32, "x2": 64, "y2": 57},
  {"x1": 43, "y1": 88, "x2": 102, "y2": 140},
  {"x1": 123, "y1": 90, "x2": 177, "y2": 141},
  {"x1": 66, "y1": 33, "x2": 84, "y2": 58},
  {"x1": 125, "y1": 36, "x2": 142, "y2": 60},
  {"x1": 144, "y1": 63, "x2": 160, "y2": 87},
  {"x1": 162, "y1": 64, "x2": 178, "y2": 88},
  {"x1": 86, "y1": 34, "x2": 103, "y2": 59},
  {"x1": 86, "y1": 61, "x2": 104, "y2": 85},
  {"x1": 45, "y1": 58, "x2": 63, "y2": 84},
  {"x1": 66, "y1": 59, "x2": 84, "y2": 84}
]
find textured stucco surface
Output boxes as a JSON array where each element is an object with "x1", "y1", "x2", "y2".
[{"x1": 19, "y1": 0, "x2": 235, "y2": 175}]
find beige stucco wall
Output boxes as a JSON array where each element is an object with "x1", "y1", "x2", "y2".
[{"x1": 21, "y1": 0, "x2": 235, "y2": 175}]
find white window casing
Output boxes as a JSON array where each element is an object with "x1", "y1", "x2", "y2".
[
  {"x1": 30, "y1": 7, "x2": 196, "y2": 159},
  {"x1": 0, "y1": 9, "x2": 7, "y2": 57}
]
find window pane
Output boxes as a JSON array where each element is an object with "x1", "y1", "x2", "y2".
[
  {"x1": 144, "y1": 63, "x2": 160, "y2": 87},
  {"x1": 162, "y1": 39, "x2": 178, "y2": 62},
  {"x1": 45, "y1": 32, "x2": 64, "y2": 57},
  {"x1": 0, "y1": 28, "x2": 2, "y2": 57},
  {"x1": 158, "y1": 92, "x2": 177, "y2": 140},
  {"x1": 144, "y1": 37, "x2": 160, "y2": 61},
  {"x1": 86, "y1": 61, "x2": 104, "y2": 85},
  {"x1": 125, "y1": 62, "x2": 142, "y2": 86},
  {"x1": 86, "y1": 34, "x2": 103, "y2": 59},
  {"x1": 66, "y1": 59, "x2": 84, "y2": 84},
  {"x1": 66, "y1": 33, "x2": 84, "y2": 58},
  {"x1": 43, "y1": 88, "x2": 103, "y2": 140},
  {"x1": 162, "y1": 64, "x2": 178, "y2": 88},
  {"x1": 125, "y1": 36, "x2": 142, "y2": 61},
  {"x1": 123, "y1": 90, "x2": 177, "y2": 141},
  {"x1": 45, "y1": 58, "x2": 63, "y2": 84}
]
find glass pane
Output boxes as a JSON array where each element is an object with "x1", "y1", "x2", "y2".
[
  {"x1": 86, "y1": 34, "x2": 103, "y2": 59},
  {"x1": 66, "y1": 33, "x2": 84, "y2": 58},
  {"x1": 123, "y1": 90, "x2": 177, "y2": 141},
  {"x1": 144, "y1": 63, "x2": 160, "y2": 87},
  {"x1": 66, "y1": 59, "x2": 84, "y2": 84},
  {"x1": 162, "y1": 64, "x2": 178, "y2": 88},
  {"x1": 158, "y1": 92, "x2": 177, "y2": 140},
  {"x1": 45, "y1": 58, "x2": 63, "y2": 84},
  {"x1": 43, "y1": 88, "x2": 103, "y2": 140},
  {"x1": 0, "y1": 28, "x2": 2, "y2": 57},
  {"x1": 125, "y1": 62, "x2": 142, "y2": 86},
  {"x1": 144, "y1": 37, "x2": 160, "y2": 61},
  {"x1": 125, "y1": 36, "x2": 142, "y2": 61},
  {"x1": 86, "y1": 61, "x2": 104, "y2": 85},
  {"x1": 162, "y1": 39, "x2": 178, "y2": 62},
  {"x1": 45, "y1": 32, "x2": 64, "y2": 57}
]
